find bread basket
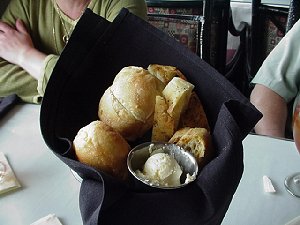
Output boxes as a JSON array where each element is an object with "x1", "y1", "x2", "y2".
[{"x1": 40, "y1": 8, "x2": 262, "y2": 225}]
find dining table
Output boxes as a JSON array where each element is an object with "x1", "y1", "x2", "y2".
[{"x1": 0, "y1": 103, "x2": 299, "y2": 225}]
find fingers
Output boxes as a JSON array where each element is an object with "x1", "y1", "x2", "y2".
[
  {"x1": 0, "y1": 19, "x2": 27, "y2": 34},
  {"x1": 0, "y1": 21, "x2": 12, "y2": 33},
  {"x1": 15, "y1": 19, "x2": 28, "y2": 34}
]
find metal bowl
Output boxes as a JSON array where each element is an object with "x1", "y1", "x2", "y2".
[{"x1": 127, "y1": 142, "x2": 198, "y2": 189}]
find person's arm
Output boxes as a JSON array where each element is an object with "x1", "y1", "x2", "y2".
[
  {"x1": 0, "y1": 19, "x2": 46, "y2": 80},
  {"x1": 250, "y1": 84, "x2": 288, "y2": 138},
  {"x1": 0, "y1": 19, "x2": 44, "y2": 103},
  {"x1": 0, "y1": 11, "x2": 59, "y2": 103},
  {"x1": 0, "y1": 0, "x2": 62, "y2": 103}
]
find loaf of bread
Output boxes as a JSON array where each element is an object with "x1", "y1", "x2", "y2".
[
  {"x1": 73, "y1": 120, "x2": 130, "y2": 180},
  {"x1": 169, "y1": 127, "x2": 214, "y2": 169},
  {"x1": 98, "y1": 66, "x2": 163, "y2": 141}
]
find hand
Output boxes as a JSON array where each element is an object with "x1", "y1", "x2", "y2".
[
  {"x1": 0, "y1": 19, "x2": 47, "y2": 80},
  {"x1": 0, "y1": 19, "x2": 34, "y2": 66}
]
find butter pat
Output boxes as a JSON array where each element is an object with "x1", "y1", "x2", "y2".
[
  {"x1": 136, "y1": 152, "x2": 182, "y2": 187},
  {"x1": 263, "y1": 175, "x2": 276, "y2": 193}
]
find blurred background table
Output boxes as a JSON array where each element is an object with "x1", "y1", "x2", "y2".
[{"x1": 0, "y1": 103, "x2": 299, "y2": 225}]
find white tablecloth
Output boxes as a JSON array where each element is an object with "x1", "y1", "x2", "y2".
[{"x1": 1, "y1": 104, "x2": 299, "y2": 225}]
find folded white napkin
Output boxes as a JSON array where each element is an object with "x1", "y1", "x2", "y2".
[
  {"x1": 31, "y1": 214, "x2": 63, "y2": 225},
  {"x1": 0, "y1": 152, "x2": 21, "y2": 195}
]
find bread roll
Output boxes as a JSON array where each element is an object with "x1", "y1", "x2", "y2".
[
  {"x1": 98, "y1": 66, "x2": 163, "y2": 141},
  {"x1": 73, "y1": 120, "x2": 130, "y2": 180},
  {"x1": 169, "y1": 127, "x2": 214, "y2": 169}
]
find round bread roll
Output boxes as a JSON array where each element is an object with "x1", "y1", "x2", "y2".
[
  {"x1": 73, "y1": 120, "x2": 130, "y2": 180},
  {"x1": 98, "y1": 66, "x2": 163, "y2": 141}
]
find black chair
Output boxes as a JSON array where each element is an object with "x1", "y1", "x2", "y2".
[
  {"x1": 286, "y1": 0, "x2": 300, "y2": 32},
  {"x1": 224, "y1": 8, "x2": 250, "y2": 97},
  {"x1": 205, "y1": 1, "x2": 251, "y2": 96},
  {"x1": 202, "y1": 0, "x2": 231, "y2": 75},
  {"x1": 146, "y1": 0, "x2": 252, "y2": 96},
  {"x1": 146, "y1": 1, "x2": 204, "y2": 56},
  {"x1": 146, "y1": 0, "x2": 233, "y2": 73}
]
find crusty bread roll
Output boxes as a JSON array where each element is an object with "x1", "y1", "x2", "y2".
[
  {"x1": 169, "y1": 127, "x2": 214, "y2": 169},
  {"x1": 73, "y1": 120, "x2": 130, "y2": 180},
  {"x1": 98, "y1": 66, "x2": 163, "y2": 141}
]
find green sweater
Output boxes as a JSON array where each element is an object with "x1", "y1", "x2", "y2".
[{"x1": 0, "y1": 0, "x2": 147, "y2": 103}]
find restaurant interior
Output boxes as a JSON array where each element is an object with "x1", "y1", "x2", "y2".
[
  {"x1": 1, "y1": 0, "x2": 300, "y2": 225},
  {"x1": 145, "y1": 0, "x2": 299, "y2": 97}
]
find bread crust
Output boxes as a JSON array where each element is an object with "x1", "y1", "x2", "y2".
[
  {"x1": 73, "y1": 120, "x2": 130, "y2": 180},
  {"x1": 169, "y1": 127, "x2": 214, "y2": 169},
  {"x1": 98, "y1": 66, "x2": 162, "y2": 141},
  {"x1": 178, "y1": 92, "x2": 210, "y2": 131},
  {"x1": 151, "y1": 95, "x2": 175, "y2": 142},
  {"x1": 148, "y1": 64, "x2": 187, "y2": 84}
]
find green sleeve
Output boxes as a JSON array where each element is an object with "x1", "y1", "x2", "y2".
[
  {"x1": 37, "y1": 55, "x2": 59, "y2": 97},
  {"x1": 0, "y1": 0, "x2": 147, "y2": 104},
  {"x1": 0, "y1": 58, "x2": 41, "y2": 103},
  {"x1": 0, "y1": 0, "x2": 39, "y2": 103},
  {"x1": 251, "y1": 20, "x2": 300, "y2": 103},
  {"x1": 104, "y1": 0, "x2": 147, "y2": 22},
  {"x1": 1, "y1": 0, "x2": 28, "y2": 24},
  {"x1": 0, "y1": 54, "x2": 60, "y2": 104},
  {"x1": 0, "y1": 0, "x2": 58, "y2": 103}
]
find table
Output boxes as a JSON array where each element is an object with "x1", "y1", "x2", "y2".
[
  {"x1": 0, "y1": 104, "x2": 81, "y2": 225},
  {"x1": 222, "y1": 134, "x2": 300, "y2": 225},
  {"x1": 0, "y1": 104, "x2": 299, "y2": 225}
]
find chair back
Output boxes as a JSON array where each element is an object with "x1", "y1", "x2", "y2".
[
  {"x1": 286, "y1": 0, "x2": 300, "y2": 32},
  {"x1": 225, "y1": 8, "x2": 251, "y2": 96},
  {"x1": 146, "y1": 1, "x2": 253, "y2": 96},
  {"x1": 146, "y1": 0, "x2": 231, "y2": 75},
  {"x1": 147, "y1": 2, "x2": 203, "y2": 56}
]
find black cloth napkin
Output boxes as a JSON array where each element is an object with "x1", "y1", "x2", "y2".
[
  {"x1": 0, "y1": 94, "x2": 19, "y2": 120},
  {"x1": 40, "y1": 9, "x2": 262, "y2": 225}
]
